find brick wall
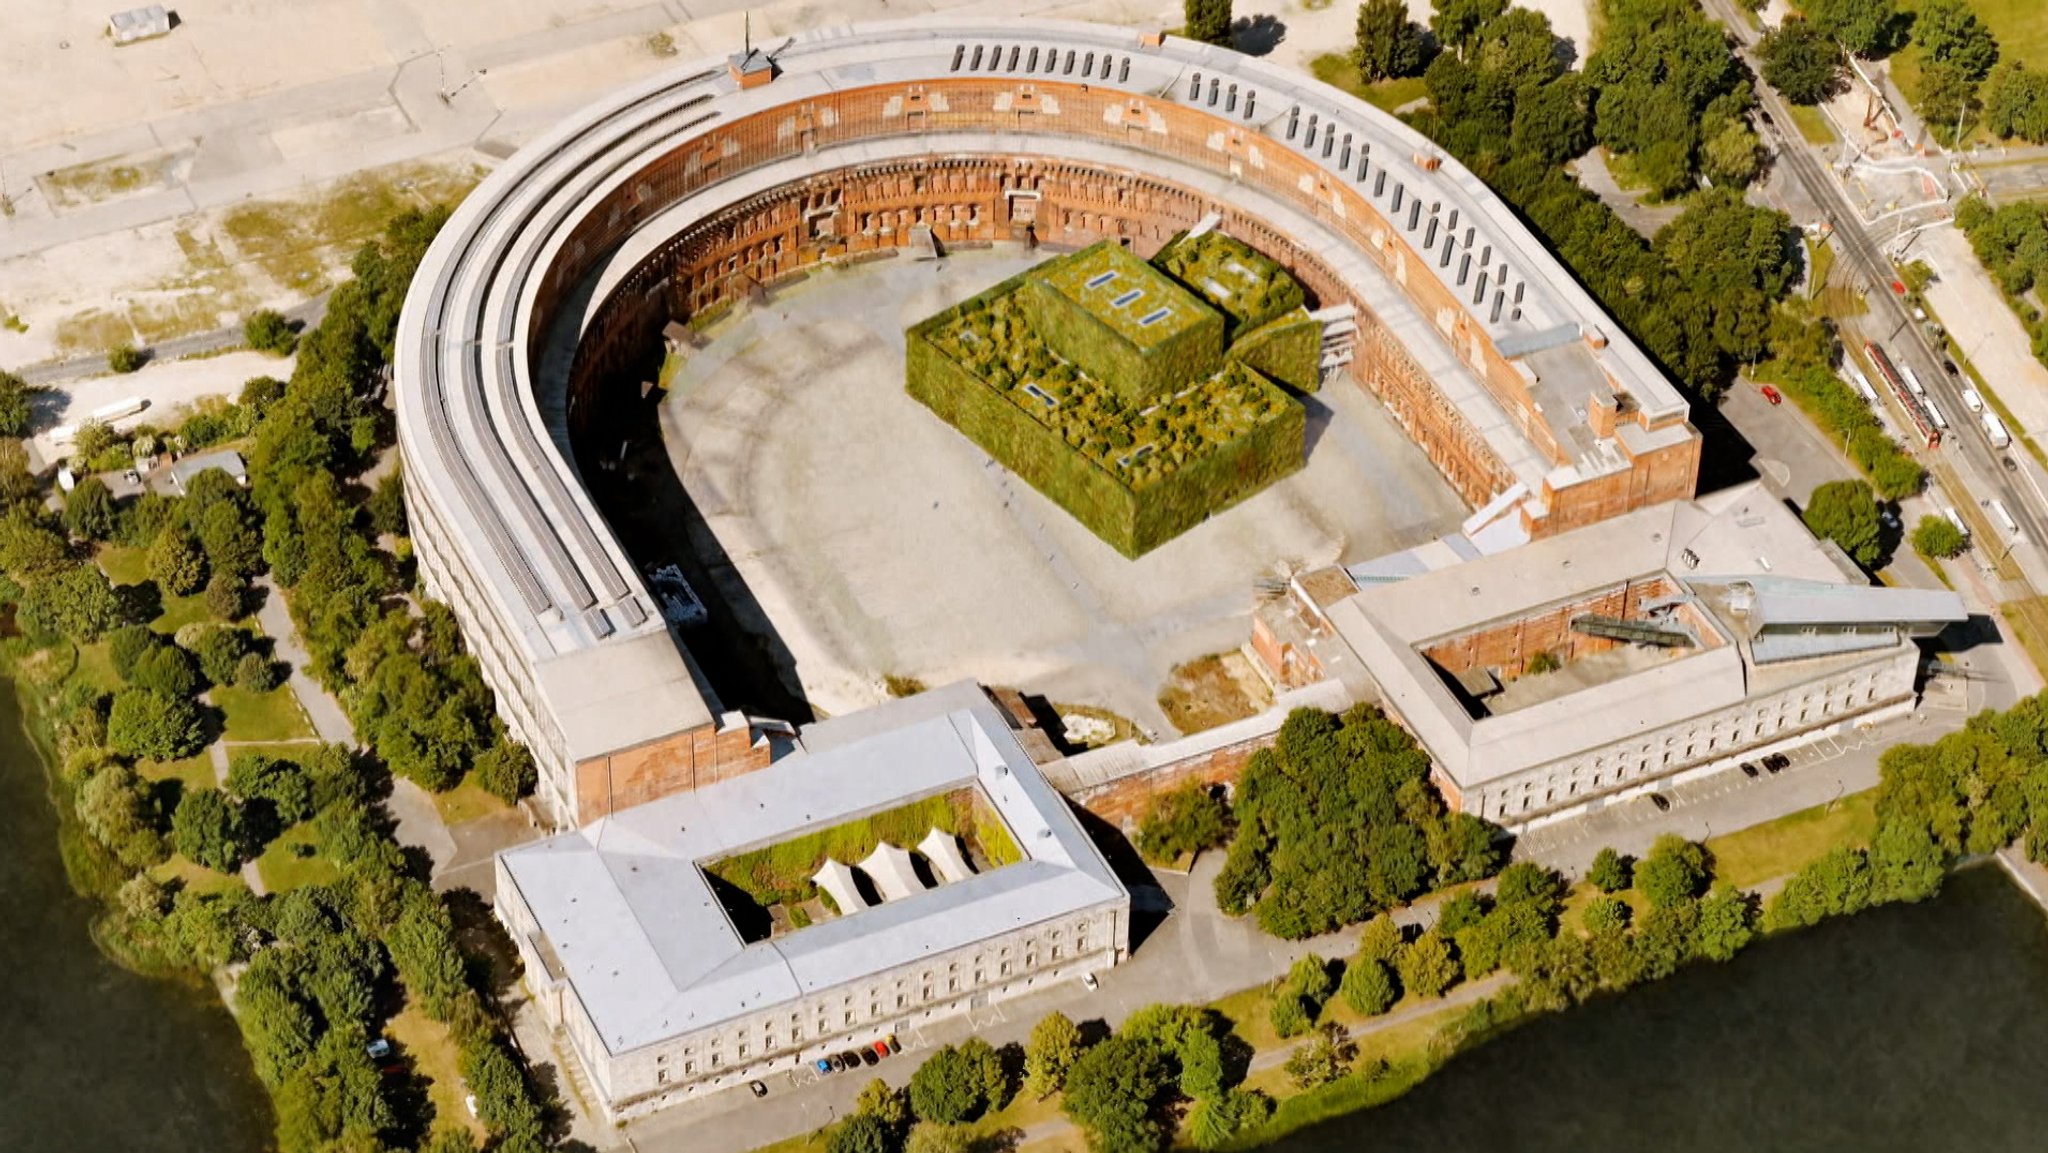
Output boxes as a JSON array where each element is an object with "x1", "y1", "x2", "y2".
[
  {"x1": 1067, "y1": 733, "x2": 1275, "y2": 829},
  {"x1": 573, "y1": 716, "x2": 773, "y2": 822}
]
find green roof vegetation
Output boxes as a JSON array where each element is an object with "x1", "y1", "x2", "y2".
[
  {"x1": 1031, "y1": 242, "x2": 1211, "y2": 349},
  {"x1": 1152, "y1": 230, "x2": 1308, "y2": 337},
  {"x1": 705, "y1": 787, "x2": 1024, "y2": 927},
  {"x1": 925, "y1": 291, "x2": 1294, "y2": 490}
]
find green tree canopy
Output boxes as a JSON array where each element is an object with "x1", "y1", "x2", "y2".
[
  {"x1": 1394, "y1": 928, "x2": 1461, "y2": 999},
  {"x1": 64, "y1": 476, "x2": 121, "y2": 540},
  {"x1": 108, "y1": 687, "x2": 207, "y2": 761},
  {"x1": 1588, "y1": 846, "x2": 1634, "y2": 892},
  {"x1": 1184, "y1": 0, "x2": 1234, "y2": 46},
  {"x1": 1635, "y1": 834, "x2": 1709, "y2": 908},
  {"x1": 0, "y1": 369, "x2": 32, "y2": 438},
  {"x1": 1805, "y1": 0, "x2": 1901, "y2": 57},
  {"x1": 1024, "y1": 1011, "x2": 1086, "y2": 1099},
  {"x1": 1136, "y1": 782, "x2": 1233, "y2": 864},
  {"x1": 172, "y1": 787, "x2": 247, "y2": 872},
  {"x1": 1761, "y1": 19, "x2": 1848, "y2": 103},
  {"x1": 1061, "y1": 1036, "x2": 1170, "y2": 1153},
  {"x1": 1801, "y1": 478, "x2": 1885, "y2": 567},
  {"x1": 1354, "y1": 0, "x2": 1432, "y2": 81},
  {"x1": 148, "y1": 525, "x2": 208, "y2": 597},
  {"x1": 1912, "y1": 513, "x2": 1968, "y2": 560}
]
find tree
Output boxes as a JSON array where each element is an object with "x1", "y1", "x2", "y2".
[
  {"x1": 0, "y1": 441, "x2": 35, "y2": 508},
  {"x1": 910, "y1": 1044, "x2": 993, "y2": 1125},
  {"x1": 1136, "y1": 783, "x2": 1232, "y2": 864},
  {"x1": 1430, "y1": 0, "x2": 1508, "y2": 59},
  {"x1": 1918, "y1": 62, "x2": 1985, "y2": 144},
  {"x1": 1802, "y1": 479, "x2": 1885, "y2": 568},
  {"x1": 189, "y1": 625, "x2": 252, "y2": 685},
  {"x1": 1694, "y1": 885, "x2": 1759, "y2": 961},
  {"x1": 1656, "y1": 191, "x2": 1798, "y2": 367},
  {"x1": 77, "y1": 762, "x2": 167, "y2": 869},
  {"x1": 828, "y1": 1114, "x2": 893, "y2": 1153},
  {"x1": 245, "y1": 309, "x2": 299, "y2": 356},
  {"x1": 472, "y1": 740, "x2": 538, "y2": 803},
  {"x1": 17, "y1": 563, "x2": 124, "y2": 641},
  {"x1": 1187, "y1": 1087, "x2": 1273, "y2": 1151},
  {"x1": 1760, "y1": 20, "x2": 1847, "y2": 104},
  {"x1": 1983, "y1": 63, "x2": 2048, "y2": 144},
  {"x1": 107, "y1": 687, "x2": 207, "y2": 760},
  {"x1": 1583, "y1": 893, "x2": 1633, "y2": 937},
  {"x1": 148, "y1": 526, "x2": 208, "y2": 596},
  {"x1": 1394, "y1": 929, "x2": 1460, "y2": 999},
  {"x1": 1805, "y1": 0, "x2": 1900, "y2": 57},
  {"x1": 1024, "y1": 1011, "x2": 1085, "y2": 1099},
  {"x1": 1912, "y1": 514, "x2": 1968, "y2": 560},
  {"x1": 1184, "y1": 0, "x2": 1233, "y2": 47},
  {"x1": 368, "y1": 471, "x2": 408, "y2": 538},
  {"x1": 1702, "y1": 119, "x2": 1762, "y2": 187},
  {"x1": 1354, "y1": 0, "x2": 1431, "y2": 81},
  {"x1": 108, "y1": 344, "x2": 147, "y2": 374},
  {"x1": 1494, "y1": 861, "x2": 1564, "y2": 916},
  {"x1": 1912, "y1": 0, "x2": 1998, "y2": 81},
  {"x1": 1338, "y1": 955, "x2": 1397, "y2": 1015},
  {"x1": 64, "y1": 477, "x2": 120, "y2": 540},
  {"x1": 228, "y1": 753, "x2": 316, "y2": 825},
  {"x1": 0, "y1": 369, "x2": 31, "y2": 437},
  {"x1": 1635, "y1": 834, "x2": 1709, "y2": 908},
  {"x1": 172, "y1": 787, "x2": 247, "y2": 872},
  {"x1": 1588, "y1": 847, "x2": 1633, "y2": 893},
  {"x1": 1061, "y1": 1036, "x2": 1169, "y2": 1153},
  {"x1": 1510, "y1": 73, "x2": 1593, "y2": 166},
  {"x1": 236, "y1": 651, "x2": 283, "y2": 691},
  {"x1": 459, "y1": 1035, "x2": 543, "y2": 1143},
  {"x1": 127, "y1": 641, "x2": 200, "y2": 697},
  {"x1": 1356, "y1": 915, "x2": 1402, "y2": 964},
  {"x1": 198, "y1": 500, "x2": 263, "y2": 582}
]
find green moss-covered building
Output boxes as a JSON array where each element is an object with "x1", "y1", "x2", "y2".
[{"x1": 906, "y1": 236, "x2": 1318, "y2": 557}]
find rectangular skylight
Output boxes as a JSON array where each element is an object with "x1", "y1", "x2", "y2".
[
  {"x1": 1084, "y1": 270, "x2": 1119, "y2": 289},
  {"x1": 1022, "y1": 383, "x2": 1059, "y2": 407},
  {"x1": 1111, "y1": 289, "x2": 1143, "y2": 308},
  {"x1": 1138, "y1": 308, "x2": 1172, "y2": 326}
]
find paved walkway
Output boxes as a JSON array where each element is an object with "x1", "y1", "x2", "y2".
[{"x1": 254, "y1": 576, "x2": 356, "y2": 747}]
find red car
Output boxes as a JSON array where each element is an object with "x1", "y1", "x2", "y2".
[{"x1": 1760, "y1": 385, "x2": 1784, "y2": 406}]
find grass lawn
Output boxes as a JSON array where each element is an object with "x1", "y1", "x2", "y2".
[
  {"x1": 386, "y1": 999, "x2": 490, "y2": 1141},
  {"x1": 150, "y1": 853, "x2": 243, "y2": 894},
  {"x1": 97, "y1": 545, "x2": 214, "y2": 634},
  {"x1": 1787, "y1": 103, "x2": 1836, "y2": 146},
  {"x1": 215, "y1": 682, "x2": 315, "y2": 743},
  {"x1": 1308, "y1": 55, "x2": 1430, "y2": 114},
  {"x1": 71, "y1": 640, "x2": 121, "y2": 693},
  {"x1": 431, "y1": 779, "x2": 510, "y2": 826},
  {"x1": 255, "y1": 823, "x2": 340, "y2": 892},
  {"x1": 1704, "y1": 789, "x2": 1879, "y2": 889},
  {"x1": 138, "y1": 752, "x2": 217, "y2": 794}
]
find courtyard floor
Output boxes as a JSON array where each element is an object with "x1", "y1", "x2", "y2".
[{"x1": 657, "y1": 246, "x2": 1470, "y2": 731}]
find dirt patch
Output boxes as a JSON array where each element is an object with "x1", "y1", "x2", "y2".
[{"x1": 1158, "y1": 651, "x2": 1269, "y2": 735}]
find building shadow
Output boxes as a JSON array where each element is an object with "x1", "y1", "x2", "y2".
[
  {"x1": 1067, "y1": 803, "x2": 1172, "y2": 953},
  {"x1": 1693, "y1": 391, "x2": 1763, "y2": 495},
  {"x1": 581, "y1": 377, "x2": 816, "y2": 726}
]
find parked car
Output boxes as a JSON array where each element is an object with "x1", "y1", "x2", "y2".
[
  {"x1": 858, "y1": 1048, "x2": 879, "y2": 1067},
  {"x1": 1740, "y1": 762, "x2": 1761, "y2": 779},
  {"x1": 826, "y1": 1054, "x2": 847, "y2": 1072},
  {"x1": 1759, "y1": 384, "x2": 1783, "y2": 406},
  {"x1": 879, "y1": 1034, "x2": 900, "y2": 1055},
  {"x1": 840, "y1": 1050, "x2": 865, "y2": 1070},
  {"x1": 814, "y1": 1058, "x2": 833, "y2": 1075},
  {"x1": 872, "y1": 1040, "x2": 892, "y2": 1059},
  {"x1": 750, "y1": 1080, "x2": 769, "y2": 1098},
  {"x1": 365, "y1": 1038, "x2": 393, "y2": 1060},
  {"x1": 1763, "y1": 754, "x2": 1791, "y2": 773},
  {"x1": 1081, "y1": 972, "x2": 1099, "y2": 991},
  {"x1": 1648, "y1": 793, "x2": 1671, "y2": 812}
]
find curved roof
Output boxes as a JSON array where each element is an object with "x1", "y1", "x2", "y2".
[{"x1": 395, "y1": 17, "x2": 1688, "y2": 761}]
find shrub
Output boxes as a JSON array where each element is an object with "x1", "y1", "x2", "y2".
[
  {"x1": 1339, "y1": 956, "x2": 1397, "y2": 1016},
  {"x1": 205, "y1": 572, "x2": 249, "y2": 620},
  {"x1": 148, "y1": 527, "x2": 208, "y2": 596},
  {"x1": 245, "y1": 309, "x2": 299, "y2": 356},
  {"x1": 127, "y1": 642, "x2": 200, "y2": 697},
  {"x1": 1394, "y1": 929, "x2": 1460, "y2": 1000},
  {"x1": 108, "y1": 344, "x2": 147, "y2": 374},
  {"x1": 1636, "y1": 834, "x2": 1709, "y2": 908},
  {"x1": 1588, "y1": 847, "x2": 1633, "y2": 893},
  {"x1": 1911, "y1": 514, "x2": 1967, "y2": 560},
  {"x1": 236, "y1": 652, "x2": 283, "y2": 691},
  {"x1": 472, "y1": 741, "x2": 537, "y2": 803}
]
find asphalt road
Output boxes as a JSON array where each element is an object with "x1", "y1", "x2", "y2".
[{"x1": 1700, "y1": 0, "x2": 2048, "y2": 587}]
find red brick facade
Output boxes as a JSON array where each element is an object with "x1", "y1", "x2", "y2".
[{"x1": 573, "y1": 715, "x2": 772, "y2": 822}]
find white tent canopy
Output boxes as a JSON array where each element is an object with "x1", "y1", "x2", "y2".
[
  {"x1": 918, "y1": 828, "x2": 976, "y2": 885},
  {"x1": 812, "y1": 858, "x2": 869, "y2": 914},
  {"x1": 859, "y1": 843, "x2": 927, "y2": 903}
]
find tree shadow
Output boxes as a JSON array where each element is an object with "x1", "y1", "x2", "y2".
[
  {"x1": 1231, "y1": 14, "x2": 1287, "y2": 57},
  {"x1": 444, "y1": 885, "x2": 526, "y2": 1000},
  {"x1": 114, "y1": 579, "x2": 164, "y2": 625}
]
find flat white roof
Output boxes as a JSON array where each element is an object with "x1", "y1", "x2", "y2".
[{"x1": 498, "y1": 683, "x2": 1126, "y2": 1054}]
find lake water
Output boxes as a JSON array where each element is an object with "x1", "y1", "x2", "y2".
[
  {"x1": 0, "y1": 687, "x2": 272, "y2": 1151},
  {"x1": 1268, "y1": 864, "x2": 2048, "y2": 1152}
]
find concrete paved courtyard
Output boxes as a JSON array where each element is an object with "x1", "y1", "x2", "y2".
[{"x1": 658, "y1": 248, "x2": 1471, "y2": 728}]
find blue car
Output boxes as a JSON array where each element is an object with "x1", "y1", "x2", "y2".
[{"x1": 814, "y1": 1058, "x2": 833, "y2": 1075}]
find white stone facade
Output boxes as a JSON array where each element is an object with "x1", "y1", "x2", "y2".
[{"x1": 1450, "y1": 642, "x2": 1919, "y2": 825}]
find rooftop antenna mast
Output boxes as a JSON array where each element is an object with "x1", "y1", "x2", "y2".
[{"x1": 744, "y1": 11, "x2": 752, "y2": 56}]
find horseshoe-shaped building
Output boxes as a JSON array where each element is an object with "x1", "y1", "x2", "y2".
[{"x1": 394, "y1": 18, "x2": 1702, "y2": 831}]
